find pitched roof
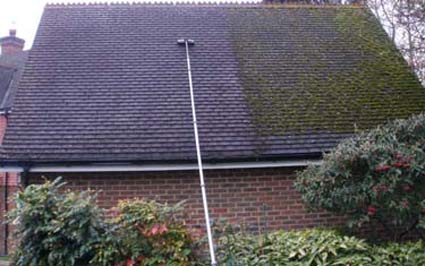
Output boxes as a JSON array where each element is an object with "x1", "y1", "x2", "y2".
[
  {"x1": 1, "y1": 3, "x2": 424, "y2": 164},
  {"x1": 0, "y1": 51, "x2": 29, "y2": 109},
  {"x1": 0, "y1": 66, "x2": 15, "y2": 106}
]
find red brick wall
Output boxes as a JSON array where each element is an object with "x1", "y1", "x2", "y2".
[
  {"x1": 1, "y1": 167, "x2": 416, "y2": 255},
  {"x1": 1, "y1": 44, "x2": 24, "y2": 56},
  {"x1": 0, "y1": 114, "x2": 17, "y2": 255},
  {"x1": 25, "y1": 168, "x2": 345, "y2": 232}
]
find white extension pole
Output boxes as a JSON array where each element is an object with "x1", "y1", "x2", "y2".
[{"x1": 183, "y1": 40, "x2": 217, "y2": 266}]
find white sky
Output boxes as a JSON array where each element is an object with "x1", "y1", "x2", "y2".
[
  {"x1": 0, "y1": 0, "x2": 257, "y2": 49},
  {"x1": 0, "y1": 0, "x2": 68, "y2": 48}
]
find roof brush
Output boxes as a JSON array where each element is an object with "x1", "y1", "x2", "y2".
[
  {"x1": 177, "y1": 39, "x2": 195, "y2": 45},
  {"x1": 177, "y1": 38, "x2": 216, "y2": 266}
]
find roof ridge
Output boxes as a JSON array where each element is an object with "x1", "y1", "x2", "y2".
[
  {"x1": 45, "y1": 1, "x2": 364, "y2": 8},
  {"x1": 46, "y1": 1, "x2": 260, "y2": 7}
]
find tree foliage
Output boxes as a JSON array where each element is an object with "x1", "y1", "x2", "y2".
[
  {"x1": 263, "y1": 0, "x2": 364, "y2": 4},
  {"x1": 368, "y1": 0, "x2": 425, "y2": 84},
  {"x1": 295, "y1": 113, "x2": 425, "y2": 241}
]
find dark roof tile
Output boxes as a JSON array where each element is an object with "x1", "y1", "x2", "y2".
[
  {"x1": 2, "y1": 4, "x2": 424, "y2": 163},
  {"x1": 0, "y1": 51, "x2": 28, "y2": 109},
  {"x1": 0, "y1": 66, "x2": 15, "y2": 106}
]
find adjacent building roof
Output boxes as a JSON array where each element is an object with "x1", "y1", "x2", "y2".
[
  {"x1": 0, "y1": 66, "x2": 15, "y2": 106},
  {"x1": 1, "y1": 3, "x2": 424, "y2": 164},
  {"x1": 0, "y1": 51, "x2": 28, "y2": 110}
]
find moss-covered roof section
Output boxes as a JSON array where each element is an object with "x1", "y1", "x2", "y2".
[{"x1": 228, "y1": 6, "x2": 425, "y2": 135}]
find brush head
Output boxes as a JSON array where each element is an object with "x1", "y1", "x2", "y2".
[{"x1": 177, "y1": 39, "x2": 195, "y2": 45}]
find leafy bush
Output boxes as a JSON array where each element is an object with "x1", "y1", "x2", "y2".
[
  {"x1": 295, "y1": 113, "x2": 425, "y2": 240},
  {"x1": 8, "y1": 178, "x2": 106, "y2": 266},
  {"x1": 371, "y1": 241, "x2": 425, "y2": 265},
  {"x1": 216, "y1": 227, "x2": 369, "y2": 266},
  {"x1": 8, "y1": 178, "x2": 198, "y2": 266},
  {"x1": 92, "y1": 199, "x2": 197, "y2": 266},
  {"x1": 215, "y1": 227, "x2": 425, "y2": 266}
]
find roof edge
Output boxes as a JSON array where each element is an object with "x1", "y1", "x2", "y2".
[
  {"x1": 45, "y1": 2, "x2": 366, "y2": 8},
  {"x1": 0, "y1": 152, "x2": 323, "y2": 166},
  {"x1": 0, "y1": 158, "x2": 320, "y2": 173}
]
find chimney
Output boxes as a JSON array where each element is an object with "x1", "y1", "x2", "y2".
[{"x1": 0, "y1": 29, "x2": 25, "y2": 56}]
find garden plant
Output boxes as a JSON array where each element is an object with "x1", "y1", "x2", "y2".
[{"x1": 295, "y1": 113, "x2": 425, "y2": 241}]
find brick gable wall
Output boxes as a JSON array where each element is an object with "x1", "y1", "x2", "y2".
[
  {"x1": 0, "y1": 167, "x2": 349, "y2": 255},
  {"x1": 26, "y1": 167, "x2": 345, "y2": 233},
  {"x1": 5, "y1": 166, "x2": 398, "y2": 255}
]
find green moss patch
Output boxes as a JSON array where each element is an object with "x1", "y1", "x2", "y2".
[{"x1": 227, "y1": 6, "x2": 425, "y2": 135}]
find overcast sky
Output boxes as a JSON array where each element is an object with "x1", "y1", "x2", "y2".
[{"x1": 1, "y1": 0, "x2": 259, "y2": 49}]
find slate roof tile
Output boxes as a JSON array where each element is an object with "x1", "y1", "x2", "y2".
[
  {"x1": 1, "y1": 4, "x2": 424, "y2": 163},
  {"x1": 0, "y1": 51, "x2": 28, "y2": 109},
  {"x1": 0, "y1": 66, "x2": 15, "y2": 106}
]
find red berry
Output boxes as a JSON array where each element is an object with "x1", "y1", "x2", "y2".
[
  {"x1": 393, "y1": 161, "x2": 404, "y2": 168},
  {"x1": 373, "y1": 185, "x2": 388, "y2": 193},
  {"x1": 375, "y1": 165, "x2": 391, "y2": 172},
  {"x1": 158, "y1": 224, "x2": 168, "y2": 234},
  {"x1": 367, "y1": 205, "x2": 377, "y2": 216},
  {"x1": 402, "y1": 185, "x2": 413, "y2": 192}
]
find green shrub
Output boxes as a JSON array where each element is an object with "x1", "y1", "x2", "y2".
[
  {"x1": 215, "y1": 227, "x2": 425, "y2": 266},
  {"x1": 8, "y1": 178, "x2": 198, "y2": 266},
  {"x1": 216, "y1": 228, "x2": 369, "y2": 266},
  {"x1": 295, "y1": 113, "x2": 425, "y2": 240},
  {"x1": 8, "y1": 178, "x2": 106, "y2": 266},
  {"x1": 371, "y1": 241, "x2": 425, "y2": 265},
  {"x1": 92, "y1": 199, "x2": 197, "y2": 266}
]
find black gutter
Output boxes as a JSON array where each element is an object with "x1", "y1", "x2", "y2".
[{"x1": 0, "y1": 152, "x2": 324, "y2": 169}]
